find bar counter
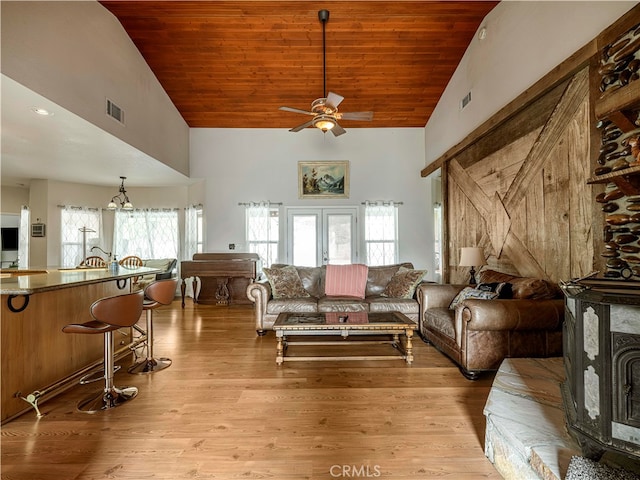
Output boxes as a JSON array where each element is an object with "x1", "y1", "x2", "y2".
[{"x1": 1, "y1": 265, "x2": 161, "y2": 423}]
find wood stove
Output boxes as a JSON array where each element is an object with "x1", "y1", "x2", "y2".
[{"x1": 562, "y1": 282, "x2": 640, "y2": 460}]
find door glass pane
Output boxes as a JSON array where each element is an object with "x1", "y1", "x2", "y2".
[
  {"x1": 292, "y1": 215, "x2": 317, "y2": 267},
  {"x1": 326, "y1": 214, "x2": 352, "y2": 264}
]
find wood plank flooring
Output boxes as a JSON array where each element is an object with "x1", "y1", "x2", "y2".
[{"x1": 1, "y1": 302, "x2": 500, "y2": 479}]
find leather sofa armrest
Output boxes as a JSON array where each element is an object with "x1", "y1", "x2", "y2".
[
  {"x1": 416, "y1": 283, "x2": 466, "y2": 309},
  {"x1": 460, "y1": 299, "x2": 564, "y2": 331},
  {"x1": 246, "y1": 280, "x2": 272, "y2": 334}
]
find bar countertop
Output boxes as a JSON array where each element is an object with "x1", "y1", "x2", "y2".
[{"x1": 0, "y1": 266, "x2": 162, "y2": 295}]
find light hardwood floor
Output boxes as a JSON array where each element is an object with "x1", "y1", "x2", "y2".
[{"x1": 1, "y1": 302, "x2": 500, "y2": 479}]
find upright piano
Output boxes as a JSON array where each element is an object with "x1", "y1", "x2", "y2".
[{"x1": 180, "y1": 253, "x2": 260, "y2": 307}]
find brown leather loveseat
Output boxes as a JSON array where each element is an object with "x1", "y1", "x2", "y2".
[{"x1": 417, "y1": 269, "x2": 564, "y2": 379}]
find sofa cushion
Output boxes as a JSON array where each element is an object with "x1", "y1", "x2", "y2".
[
  {"x1": 449, "y1": 286, "x2": 499, "y2": 310},
  {"x1": 318, "y1": 296, "x2": 368, "y2": 313},
  {"x1": 325, "y1": 264, "x2": 369, "y2": 298},
  {"x1": 424, "y1": 307, "x2": 456, "y2": 339},
  {"x1": 478, "y1": 269, "x2": 560, "y2": 300},
  {"x1": 367, "y1": 296, "x2": 419, "y2": 315},
  {"x1": 266, "y1": 297, "x2": 318, "y2": 314},
  {"x1": 295, "y1": 265, "x2": 325, "y2": 298},
  {"x1": 365, "y1": 263, "x2": 413, "y2": 296},
  {"x1": 263, "y1": 265, "x2": 310, "y2": 299},
  {"x1": 381, "y1": 267, "x2": 426, "y2": 299},
  {"x1": 143, "y1": 258, "x2": 174, "y2": 272}
]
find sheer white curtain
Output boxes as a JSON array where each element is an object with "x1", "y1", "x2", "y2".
[
  {"x1": 113, "y1": 209, "x2": 178, "y2": 260},
  {"x1": 18, "y1": 206, "x2": 30, "y2": 268},
  {"x1": 183, "y1": 205, "x2": 202, "y2": 298},
  {"x1": 245, "y1": 202, "x2": 278, "y2": 268},
  {"x1": 60, "y1": 206, "x2": 103, "y2": 267},
  {"x1": 364, "y1": 201, "x2": 399, "y2": 266},
  {"x1": 184, "y1": 204, "x2": 201, "y2": 261}
]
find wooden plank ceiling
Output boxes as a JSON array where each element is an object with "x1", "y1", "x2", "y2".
[{"x1": 99, "y1": 1, "x2": 498, "y2": 129}]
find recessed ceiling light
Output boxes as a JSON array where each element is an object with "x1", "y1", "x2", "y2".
[{"x1": 31, "y1": 107, "x2": 54, "y2": 116}]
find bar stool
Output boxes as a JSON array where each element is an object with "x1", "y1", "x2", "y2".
[
  {"x1": 62, "y1": 291, "x2": 144, "y2": 413},
  {"x1": 128, "y1": 278, "x2": 178, "y2": 374}
]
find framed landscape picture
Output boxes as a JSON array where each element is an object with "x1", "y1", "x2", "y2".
[{"x1": 298, "y1": 161, "x2": 349, "y2": 199}]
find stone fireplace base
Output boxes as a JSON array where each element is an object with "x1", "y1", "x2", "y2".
[
  {"x1": 484, "y1": 357, "x2": 581, "y2": 480},
  {"x1": 484, "y1": 358, "x2": 640, "y2": 480}
]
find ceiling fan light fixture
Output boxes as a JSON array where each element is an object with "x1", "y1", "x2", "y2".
[{"x1": 313, "y1": 115, "x2": 336, "y2": 131}]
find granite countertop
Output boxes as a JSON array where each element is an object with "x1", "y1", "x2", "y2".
[{"x1": 0, "y1": 266, "x2": 162, "y2": 295}]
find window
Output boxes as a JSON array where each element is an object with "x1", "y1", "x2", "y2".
[
  {"x1": 60, "y1": 207, "x2": 102, "y2": 267},
  {"x1": 364, "y1": 202, "x2": 398, "y2": 266},
  {"x1": 113, "y1": 209, "x2": 178, "y2": 260},
  {"x1": 246, "y1": 202, "x2": 279, "y2": 268}
]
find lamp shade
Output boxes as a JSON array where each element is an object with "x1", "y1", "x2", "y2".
[{"x1": 459, "y1": 247, "x2": 486, "y2": 267}]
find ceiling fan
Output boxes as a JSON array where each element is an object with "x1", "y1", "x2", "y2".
[{"x1": 279, "y1": 9, "x2": 373, "y2": 137}]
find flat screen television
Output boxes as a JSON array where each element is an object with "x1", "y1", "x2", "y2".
[{"x1": 1, "y1": 227, "x2": 19, "y2": 251}]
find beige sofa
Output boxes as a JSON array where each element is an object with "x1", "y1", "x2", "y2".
[
  {"x1": 419, "y1": 269, "x2": 564, "y2": 379},
  {"x1": 246, "y1": 263, "x2": 428, "y2": 335},
  {"x1": 134, "y1": 258, "x2": 177, "y2": 290}
]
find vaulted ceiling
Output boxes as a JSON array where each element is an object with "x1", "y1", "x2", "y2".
[{"x1": 99, "y1": 1, "x2": 498, "y2": 130}]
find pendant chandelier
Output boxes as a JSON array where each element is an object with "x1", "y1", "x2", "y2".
[{"x1": 107, "y1": 176, "x2": 133, "y2": 210}]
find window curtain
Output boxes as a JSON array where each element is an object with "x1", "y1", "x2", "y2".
[
  {"x1": 184, "y1": 205, "x2": 200, "y2": 261},
  {"x1": 364, "y1": 201, "x2": 399, "y2": 266},
  {"x1": 245, "y1": 202, "x2": 278, "y2": 268},
  {"x1": 18, "y1": 206, "x2": 30, "y2": 268},
  {"x1": 183, "y1": 205, "x2": 202, "y2": 298},
  {"x1": 113, "y1": 209, "x2": 178, "y2": 261},
  {"x1": 60, "y1": 206, "x2": 103, "y2": 267}
]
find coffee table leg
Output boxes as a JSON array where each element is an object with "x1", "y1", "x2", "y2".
[
  {"x1": 276, "y1": 330, "x2": 284, "y2": 365},
  {"x1": 405, "y1": 329, "x2": 414, "y2": 365}
]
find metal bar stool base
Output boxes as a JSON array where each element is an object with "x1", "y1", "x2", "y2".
[
  {"x1": 79, "y1": 365, "x2": 121, "y2": 385},
  {"x1": 77, "y1": 386, "x2": 138, "y2": 413},
  {"x1": 128, "y1": 357, "x2": 172, "y2": 374}
]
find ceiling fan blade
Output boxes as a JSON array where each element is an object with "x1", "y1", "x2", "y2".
[
  {"x1": 290, "y1": 119, "x2": 315, "y2": 132},
  {"x1": 326, "y1": 92, "x2": 344, "y2": 109},
  {"x1": 331, "y1": 122, "x2": 346, "y2": 137},
  {"x1": 339, "y1": 111, "x2": 374, "y2": 121},
  {"x1": 279, "y1": 106, "x2": 315, "y2": 116}
]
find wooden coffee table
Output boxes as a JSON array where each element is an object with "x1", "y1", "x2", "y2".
[{"x1": 273, "y1": 311, "x2": 415, "y2": 365}]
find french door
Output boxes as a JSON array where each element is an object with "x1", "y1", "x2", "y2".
[{"x1": 286, "y1": 207, "x2": 358, "y2": 266}]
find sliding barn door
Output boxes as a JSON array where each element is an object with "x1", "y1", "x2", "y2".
[{"x1": 446, "y1": 67, "x2": 594, "y2": 284}]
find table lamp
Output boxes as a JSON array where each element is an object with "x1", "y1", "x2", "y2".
[{"x1": 459, "y1": 247, "x2": 486, "y2": 285}]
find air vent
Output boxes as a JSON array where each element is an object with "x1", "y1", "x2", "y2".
[
  {"x1": 106, "y1": 99, "x2": 124, "y2": 124},
  {"x1": 460, "y1": 91, "x2": 472, "y2": 110}
]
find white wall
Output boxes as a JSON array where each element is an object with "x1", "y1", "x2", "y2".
[
  {"x1": 190, "y1": 128, "x2": 435, "y2": 274},
  {"x1": 424, "y1": 0, "x2": 637, "y2": 165},
  {"x1": 1, "y1": 0, "x2": 190, "y2": 176}
]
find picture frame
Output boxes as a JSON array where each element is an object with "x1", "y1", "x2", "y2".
[{"x1": 298, "y1": 161, "x2": 349, "y2": 199}]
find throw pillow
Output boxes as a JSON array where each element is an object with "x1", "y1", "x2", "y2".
[
  {"x1": 449, "y1": 286, "x2": 499, "y2": 310},
  {"x1": 325, "y1": 264, "x2": 369, "y2": 298},
  {"x1": 262, "y1": 265, "x2": 310, "y2": 299},
  {"x1": 476, "y1": 282, "x2": 513, "y2": 299},
  {"x1": 381, "y1": 267, "x2": 427, "y2": 299}
]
